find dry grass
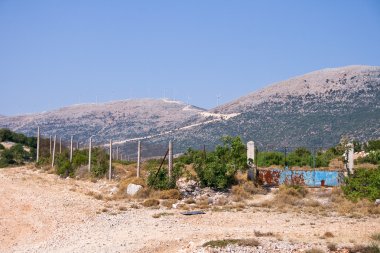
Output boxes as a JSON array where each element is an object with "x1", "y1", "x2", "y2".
[
  {"x1": 254, "y1": 231, "x2": 274, "y2": 237},
  {"x1": 231, "y1": 185, "x2": 251, "y2": 201},
  {"x1": 203, "y1": 238, "x2": 260, "y2": 248},
  {"x1": 327, "y1": 242, "x2": 337, "y2": 251},
  {"x1": 152, "y1": 212, "x2": 174, "y2": 218},
  {"x1": 214, "y1": 196, "x2": 229, "y2": 206},
  {"x1": 329, "y1": 189, "x2": 380, "y2": 216},
  {"x1": 86, "y1": 191, "x2": 103, "y2": 200},
  {"x1": 347, "y1": 244, "x2": 380, "y2": 253},
  {"x1": 195, "y1": 196, "x2": 210, "y2": 209},
  {"x1": 185, "y1": 198, "x2": 196, "y2": 204},
  {"x1": 371, "y1": 233, "x2": 380, "y2": 242},
  {"x1": 322, "y1": 231, "x2": 334, "y2": 239},
  {"x1": 142, "y1": 198, "x2": 160, "y2": 207},
  {"x1": 130, "y1": 203, "x2": 140, "y2": 209},
  {"x1": 161, "y1": 199, "x2": 177, "y2": 209},
  {"x1": 153, "y1": 189, "x2": 180, "y2": 200},
  {"x1": 118, "y1": 206, "x2": 128, "y2": 211},
  {"x1": 305, "y1": 248, "x2": 324, "y2": 253},
  {"x1": 231, "y1": 182, "x2": 266, "y2": 202}
]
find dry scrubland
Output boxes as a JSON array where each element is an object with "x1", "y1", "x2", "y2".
[{"x1": 0, "y1": 164, "x2": 379, "y2": 253}]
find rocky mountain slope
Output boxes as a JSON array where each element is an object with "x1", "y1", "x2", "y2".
[{"x1": 0, "y1": 65, "x2": 379, "y2": 157}]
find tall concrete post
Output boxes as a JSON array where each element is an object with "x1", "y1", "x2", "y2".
[
  {"x1": 70, "y1": 135, "x2": 73, "y2": 162},
  {"x1": 59, "y1": 137, "x2": 62, "y2": 154},
  {"x1": 109, "y1": 139, "x2": 112, "y2": 180},
  {"x1": 137, "y1": 141, "x2": 141, "y2": 178},
  {"x1": 116, "y1": 146, "x2": 119, "y2": 160},
  {"x1": 88, "y1": 136, "x2": 92, "y2": 172},
  {"x1": 347, "y1": 143, "x2": 354, "y2": 175},
  {"x1": 247, "y1": 141, "x2": 256, "y2": 181},
  {"x1": 36, "y1": 126, "x2": 40, "y2": 163},
  {"x1": 168, "y1": 140, "x2": 173, "y2": 179},
  {"x1": 76, "y1": 141, "x2": 79, "y2": 150},
  {"x1": 51, "y1": 135, "x2": 56, "y2": 168}
]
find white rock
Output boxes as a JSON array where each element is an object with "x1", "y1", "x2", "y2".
[
  {"x1": 126, "y1": 184, "x2": 143, "y2": 196},
  {"x1": 375, "y1": 199, "x2": 380, "y2": 206}
]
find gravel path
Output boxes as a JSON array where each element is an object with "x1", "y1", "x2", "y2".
[{"x1": 1, "y1": 166, "x2": 378, "y2": 253}]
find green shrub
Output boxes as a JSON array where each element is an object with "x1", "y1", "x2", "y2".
[
  {"x1": 342, "y1": 168, "x2": 380, "y2": 201},
  {"x1": 257, "y1": 151, "x2": 284, "y2": 167},
  {"x1": 195, "y1": 136, "x2": 247, "y2": 189},
  {"x1": 147, "y1": 162, "x2": 183, "y2": 190},
  {"x1": 357, "y1": 151, "x2": 380, "y2": 165}
]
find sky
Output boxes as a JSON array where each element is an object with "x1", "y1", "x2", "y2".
[{"x1": 1, "y1": 0, "x2": 380, "y2": 116}]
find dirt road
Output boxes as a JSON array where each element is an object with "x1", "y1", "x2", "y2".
[{"x1": 0, "y1": 166, "x2": 378, "y2": 253}]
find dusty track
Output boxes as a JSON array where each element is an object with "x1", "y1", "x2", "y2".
[{"x1": 0, "y1": 166, "x2": 378, "y2": 253}]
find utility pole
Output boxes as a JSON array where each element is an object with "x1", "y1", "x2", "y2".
[
  {"x1": 168, "y1": 140, "x2": 173, "y2": 179},
  {"x1": 109, "y1": 139, "x2": 112, "y2": 180},
  {"x1": 70, "y1": 135, "x2": 73, "y2": 162},
  {"x1": 59, "y1": 137, "x2": 62, "y2": 154},
  {"x1": 36, "y1": 126, "x2": 40, "y2": 163},
  {"x1": 51, "y1": 135, "x2": 56, "y2": 168},
  {"x1": 137, "y1": 141, "x2": 141, "y2": 178},
  {"x1": 49, "y1": 135, "x2": 52, "y2": 155}
]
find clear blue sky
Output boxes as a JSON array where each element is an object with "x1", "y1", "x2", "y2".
[{"x1": 1, "y1": 0, "x2": 379, "y2": 116}]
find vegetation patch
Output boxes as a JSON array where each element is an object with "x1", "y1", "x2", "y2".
[
  {"x1": 152, "y1": 212, "x2": 174, "y2": 218},
  {"x1": 142, "y1": 198, "x2": 160, "y2": 207},
  {"x1": 203, "y1": 238, "x2": 259, "y2": 248},
  {"x1": 342, "y1": 168, "x2": 380, "y2": 201}
]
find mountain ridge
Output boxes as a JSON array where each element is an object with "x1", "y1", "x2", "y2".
[{"x1": 0, "y1": 65, "x2": 379, "y2": 156}]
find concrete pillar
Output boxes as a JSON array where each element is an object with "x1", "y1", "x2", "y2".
[
  {"x1": 109, "y1": 139, "x2": 112, "y2": 180},
  {"x1": 51, "y1": 135, "x2": 56, "y2": 168},
  {"x1": 76, "y1": 141, "x2": 79, "y2": 150},
  {"x1": 59, "y1": 137, "x2": 62, "y2": 154},
  {"x1": 347, "y1": 143, "x2": 354, "y2": 175},
  {"x1": 168, "y1": 140, "x2": 173, "y2": 179},
  {"x1": 137, "y1": 141, "x2": 141, "y2": 178},
  {"x1": 70, "y1": 135, "x2": 73, "y2": 162},
  {"x1": 116, "y1": 146, "x2": 119, "y2": 160},
  {"x1": 88, "y1": 137, "x2": 92, "y2": 172},
  {"x1": 36, "y1": 126, "x2": 40, "y2": 163},
  {"x1": 247, "y1": 141, "x2": 256, "y2": 181}
]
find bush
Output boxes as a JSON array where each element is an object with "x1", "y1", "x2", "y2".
[
  {"x1": 257, "y1": 151, "x2": 284, "y2": 167},
  {"x1": 195, "y1": 136, "x2": 247, "y2": 189},
  {"x1": 357, "y1": 151, "x2": 380, "y2": 165},
  {"x1": 147, "y1": 162, "x2": 183, "y2": 190},
  {"x1": 342, "y1": 168, "x2": 380, "y2": 201}
]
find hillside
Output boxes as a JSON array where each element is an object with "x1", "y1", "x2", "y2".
[
  {"x1": 145, "y1": 65, "x2": 380, "y2": 152},
  {"x1": 0, "y1": 65, "x2": 379, "y2": 156}
]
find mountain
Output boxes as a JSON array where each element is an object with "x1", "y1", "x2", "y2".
[
  {"x1": 0, "y1": 99, "x2": 237, "y2": 156},
  {"x1": 0, "y1": 65, "x2": 379, "y2": 157}
]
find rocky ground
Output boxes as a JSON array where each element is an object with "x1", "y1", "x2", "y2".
[{"x1": 0, "y1": 166, "x2": 379, "y2": 253}]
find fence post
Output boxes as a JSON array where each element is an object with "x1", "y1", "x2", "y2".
[
  {"x1": 88, "y1": 136, "x2": 92, "y2": 172},
  {"x1": 59, "y1": 137, "x2": 62, "y2": 154},
  {"x1": 116, "y1": 146, "x2": 119, "y2": 160},
  {"x1": 137, "y1": 141, "x2": 141, "y2": 178},
  {"x1": 109, "y1": 139, "x2": 112, "y2": 180},
  {"x1": 168, "y1": 140, "x2": 173, "y2": 179},
  {"x1": 36, "y1": 126, "x2": 40, "y2": 163},
  {"x1": 70, "y1": 135, "x2": 73, "y2": 162},
  {"x1": 49, "y1": 135, "x2": 52, "y2": 155},
  {"x1": 51, "y1": 135, "x2": 56, "y2": 168}
]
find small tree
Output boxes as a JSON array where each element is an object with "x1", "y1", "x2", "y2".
[{"x1": 194, "y1": 136, "x2": 247, "y2": 189}]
